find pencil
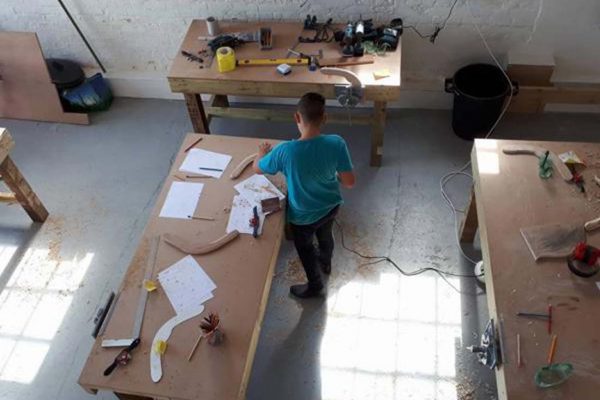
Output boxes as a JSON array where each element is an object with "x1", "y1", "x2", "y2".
[
  {"x1": 186, "y1": 174, "x2": 212, "y2": 179},
  {"x1": 188, "y1": 215, "x2": 215, "y2": 221},
  {"x1": 517, "y1": 334, "x2": 522, "y2": 368},
  {"x1": 184, "y1": 137, "x2": 203, "y2": 153},
  {"x1": 187, "y1": 332, "x2": 204, "y2": 361},
  {"x1": 547, "y1": 334, "x2": 558, "y2": 364},
  {"x1": 547, "y1": 304, "x2": 552, "y2": 334},
  {"x1": 198, "y1": 167, "x2": 223, "y2": 172}
]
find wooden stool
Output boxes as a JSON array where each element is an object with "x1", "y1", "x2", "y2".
[{"x1": 0, "y1": 128, "x2": 48, "y2": 222}]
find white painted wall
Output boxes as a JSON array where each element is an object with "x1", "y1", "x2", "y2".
[{"x1": 1, "y1": 0, "x2": 600, "y2": 109}]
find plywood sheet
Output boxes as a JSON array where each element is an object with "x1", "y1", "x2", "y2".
[
  {"x1": 79, "y1": 134, "x2": 285, "y2": 400},
  {"x1": 0, "y1": 32, "x2": 89, "y2": 124},
  {"x1": 472, "y1": 139, "x2": 600, "y2": 400}
]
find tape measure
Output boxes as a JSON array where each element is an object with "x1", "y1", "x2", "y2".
[{"x1": 237, "y1": 58, "x2": 308, "y2": 66}]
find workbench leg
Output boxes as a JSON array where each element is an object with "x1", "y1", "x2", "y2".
[
  {"x1": 207, "y1": 95, "x2": 230, "y2": 125},
  {"x1": 184, "y1": 93, "x2": 210, "y2": 133},
  {"x1": 0, "y1": 156, "x2": 48, "y2": 222},
  {"x1": 370, "y1": 101, "x2": 386, "y2": 167},
  {"x1": 459, "y1": 188, "x2": 478, "y2": 243}
]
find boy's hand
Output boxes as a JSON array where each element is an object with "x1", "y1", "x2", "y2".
[{"x1": 258, "y1": 142, "x2": 272, "y2": 157}]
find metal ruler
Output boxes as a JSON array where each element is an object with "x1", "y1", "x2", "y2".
[
  {"x1": 101, "y1": 236, "x2": 160, "y2": 348},
  {"x1": 237, "y1": 57, "x2": 308, "y2": 66}
]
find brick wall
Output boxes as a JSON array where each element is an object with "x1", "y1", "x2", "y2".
[{"x1": 1, "y1": 0, "x2": 599, "y2": 107}]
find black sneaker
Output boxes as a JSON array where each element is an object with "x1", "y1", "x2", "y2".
[{"x1": 290, "y1": 284, "x2": 323, "y2": 299}]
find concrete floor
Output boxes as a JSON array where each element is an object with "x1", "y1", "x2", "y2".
[{"x1": 0, "y1": 98, "x2": 598, "y2": 400}]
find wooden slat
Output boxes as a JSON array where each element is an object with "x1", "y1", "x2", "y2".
[
  {"x1": 0, "y1": 156, "x2": 48, "y2": 222},
  {"x1": 509, "y1": 85, "x2": 600, "y2": 113},
  {"x1": 0, "y1": 192, "x2": 17, "y2": 203},
  {"x1": 459, "y1": 188, "x2": 478, "y2": 242},
  {"x1": 206, "y1": 106, "x2": 371, "y2": 125},
  {"x1": 0, "y1": 128, "x2": 16, "y2": 164}
]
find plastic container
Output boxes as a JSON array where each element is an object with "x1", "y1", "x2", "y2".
[{"x1": 445, "y1": 63, "x2": 518, "y2": 140}]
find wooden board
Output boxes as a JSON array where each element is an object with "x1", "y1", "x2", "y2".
[
  {"x1": 0, "y1": 32, "x2": 89, "y2": 125},
  {"x1": 472, "y1": 139, "x2": 600, "y2": 400},
  {"x1": 167, "y1": 20, "x2": 402, "y2": 102},
  {"x1": 509, "y1": 85, "x2": 600, "y2": 113},
  {"x1": 79, "y1": 134, "x2": 285, "y2": 400}
]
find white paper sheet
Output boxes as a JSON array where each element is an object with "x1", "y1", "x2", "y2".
[
  {"x1": 159, "y1": 182, "x2": 204, "y2": 219},
  {"x1": 179, "y1": 148, "x2": 232, "y2": 178},
  {"x1": 158, "y1": 255, "x2": 216, "y2": 315},
  {"x1": 226, "y1": 195, "x2": 266, "y2": 235},
  {"x1": 234, "y1": 174, "x2": 285, "y2": 211}
]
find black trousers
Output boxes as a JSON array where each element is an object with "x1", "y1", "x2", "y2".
[{"x1": 289, "y1": 206, "x2": 339, "y2": 289}]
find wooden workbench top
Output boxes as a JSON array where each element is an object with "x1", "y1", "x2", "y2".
[
  {"x1": 472, "y1": 139, "x2": 600, "y2": 400},
  {"x1": 168, "y1": 19, "x2": 401, "y2": 91},
  {"x1": 79, "y1": 134, "x2": 285, "y2": 400}
]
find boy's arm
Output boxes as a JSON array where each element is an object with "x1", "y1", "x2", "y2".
[
  {"x1": 338, "y1": 171, "x2": 356, "y2": 189},
  {"x1": 252, "y1": 142, "x2": 274, "y2": 175},
  {"x1": 337, "y1": 139, "x2": 355, "y2": 189}
]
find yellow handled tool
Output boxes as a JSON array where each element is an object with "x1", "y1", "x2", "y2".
[{"x1": 237, "y1": 58, "x2": 308, "y2": 66}]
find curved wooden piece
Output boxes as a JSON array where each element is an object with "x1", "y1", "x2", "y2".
[
  {"x1": 230, "y1": 153, "x2": 257, "y2": 180},
  {"x1": 320, "y1": 67, "x2": 363, "y2": 87},
  {"x1": 502, "y1": 144, "x2": 573, "y2": 181},
  {"x1": 584, "y1": 216, "x2": 600, "y2": 232},
  {"x1": 150, "y1": 306, "x2": 204, "y2": 382},
  {"x1": 163, "y1": 230, "x2": 240, "y2": 255}
]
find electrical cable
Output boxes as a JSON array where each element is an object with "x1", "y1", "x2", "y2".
[
  {"x1": 333, "y1": 220, "x2": 485, "y2": 296},
  {"x1": 402, "y1": 0, "x2": 460, "y2": 43},
  {"x1": 440, "y1": 0, "x2": 515, "y2": 266}
]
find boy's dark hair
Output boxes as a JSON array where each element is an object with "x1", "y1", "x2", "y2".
[{"x1": 297, "y1": 92, "x2": 325, "y2": 125}]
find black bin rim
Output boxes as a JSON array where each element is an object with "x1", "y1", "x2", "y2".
[{"x1": 452, "y1": 63, "x2": 510, "y2": 101}]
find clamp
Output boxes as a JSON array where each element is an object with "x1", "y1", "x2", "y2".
[{"x1": 320, "y1": 67, "x2": 364, "y2": 108}]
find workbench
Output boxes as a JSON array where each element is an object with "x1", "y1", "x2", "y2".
[
  {"x1": 463, "y1": 139, "x2": 600, "y2": 399},
  {"x1": 79, "y1": 134, "x2": 285, "y2": 400},
  {"x1": 0, "y1": 127, "x2": 48, "y2": 222},
  {"x1": 167, "y1": 20, "x2": 402, "y2": 167}
]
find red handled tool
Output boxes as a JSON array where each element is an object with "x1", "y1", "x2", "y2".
[{"x1": 103, "y1": 338, "x2": 141, "y2": 376}]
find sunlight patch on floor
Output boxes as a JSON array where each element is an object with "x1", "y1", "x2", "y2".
[
  {"x1": 321, "y1": 272, "x2": 462, "y2": 400},
  {"x1": 0, "y1": 247, "x2": 93, "y2": 384}
]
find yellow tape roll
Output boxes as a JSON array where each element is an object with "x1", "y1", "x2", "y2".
[{"x1": 216, "y1": 46, "x2": 236, "y2": 73}]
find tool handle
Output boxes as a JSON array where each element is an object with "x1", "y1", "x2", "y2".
[
  {"x1": 584, "y1": 217, "x2": 600, "y2": 232},
  {"x1": 103, "y1": 360, "x2": 118, "y2": 376}
]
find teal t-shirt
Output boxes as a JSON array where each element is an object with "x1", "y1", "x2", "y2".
[{"x1": 258, "y1": 134, "x2": 353, "y2": 225}]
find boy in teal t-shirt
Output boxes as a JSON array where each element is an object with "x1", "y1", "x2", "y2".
[{"x1": 253, "y1": 93, "x2": 356, "y2": 298}]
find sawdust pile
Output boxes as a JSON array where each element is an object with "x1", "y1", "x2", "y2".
[
  {"x1": 46, "y1": 215, "x2": 66, "y2": 263},
  {"x1": 283, "y1": 257, "x2": 305, "y2": 283}
]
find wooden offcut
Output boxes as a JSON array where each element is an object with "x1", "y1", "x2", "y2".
[
  {"x1": 0, "y1": 32, "x2": 89, "y2": 125},
  {"x1": 79, "y1": 134, "x2": 286, "y2": 400}
]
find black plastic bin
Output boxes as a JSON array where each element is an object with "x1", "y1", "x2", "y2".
[{"x1": 445, "y1": 64, "x2": 518, "y2": 140}]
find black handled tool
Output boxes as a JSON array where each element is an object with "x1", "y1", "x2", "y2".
[
  {"x1": 103, "y1": 338, "x2": 141, "y2": 376},
  {"x1": 251, "y1": 206, "x2": 260, "y2": 238}
]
